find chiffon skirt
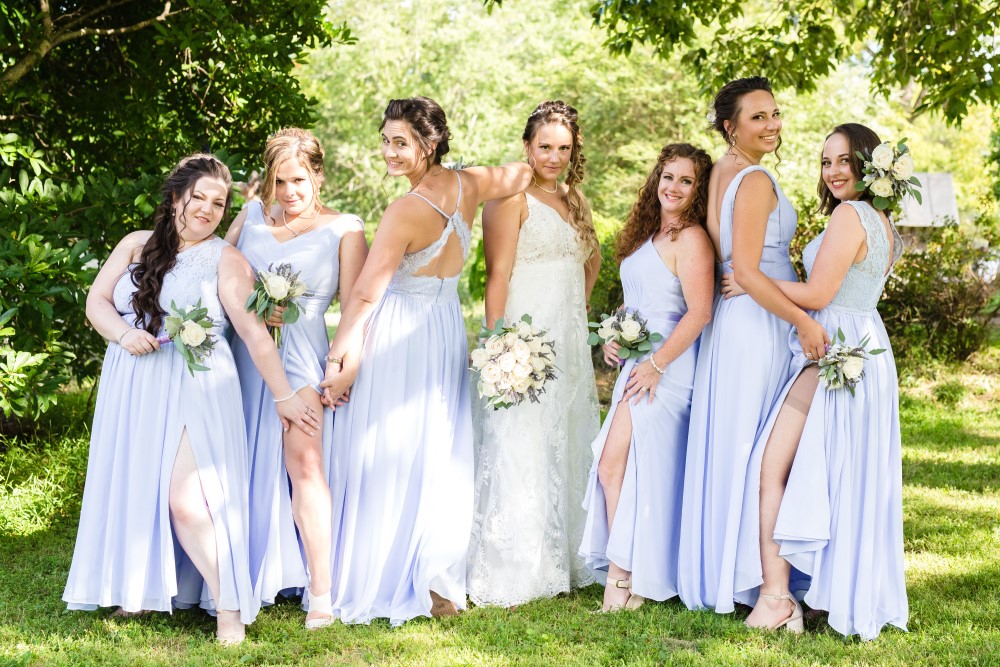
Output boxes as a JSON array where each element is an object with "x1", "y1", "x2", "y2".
[
  {"x1": 677, "y1": 292, "x2": 798, "y2": 612},
  {"x1": 579, "y1": 320, "x2": 696, "y2": 601},
  {"x1": 755, "y1": 304, "x2": 908, "y2": 639},
  {"x1": 63, "y1": 340, "x2": 259, "y2": 625},
  {"x1": 329, "y1": 289, "x2": 473, "y2": 625}
]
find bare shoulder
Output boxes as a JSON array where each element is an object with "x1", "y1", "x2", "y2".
[
  {"x1": 829, "y1": 201, "x2": 864, "y2": 230},
  {"x1": 484, "y1": 192, "x2": 527, "y2": 220},
  {"x1": 676, "y1": 224, "x2": 714, "y2": 253},
  {"x1": 118, "y1": 230, "x2": 153, "y2": 261}
]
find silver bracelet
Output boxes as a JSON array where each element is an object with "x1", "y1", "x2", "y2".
[
  {"x1": 650, "y1": 356, "x2": 666, "y2": 375},
  {"x1": 118, "y1": 327, "x2": 136, "y2": 344},
  {"x1": 273, "y1": 391, "x2": 296, "y2": 403}
]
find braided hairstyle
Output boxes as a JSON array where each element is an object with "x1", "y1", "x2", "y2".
[
  {"x1": 616, "y1": 143, "x2": 713, "y2": 263},
  {"x1": 259, "y1": 127, "x2": 326, "y2": 216},
  {"x1": 130, "y1": 154, "x2": 233, "y2": 335},
  {"x1": 522, "y1": 100, "x2": 598, "y2": 256}
]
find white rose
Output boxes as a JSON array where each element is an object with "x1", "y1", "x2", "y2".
[
  {"x1": 512, "y1": 339, "x2": 531, "y2": 362},
  {"x1": 512, "y1": 362, "x2": 531, "y2": 379},
  {"x1": 179, "y1": 320, "x2": 207, "y2": 346},
  {"x1": 842, "y1": 356, "x2": 864, "y2": 381},
  {"x1": 502, "y1": 332, "x2": 518, "y2": 347},
  {"x1": 891, "y1": 154, "x2": 915, "y2": 181},
  {"x1": 484, "y1": 335, "x2": 504, "y2": 356},
  {"x1": 619, "y1": 319, "x2": 642, "y2": 342},
  {"x1": 481, "y1": 363, "x2": 502, "y2": 384},
  {"x1": 869, "y1": 177, "x2": 894, "y2": 198},
  {"x1": 470, "y1": 347, "x2": 490, "y2": 368},
  {"x1": 480, "y1": 381, "x2": 497, "y2": 397},
  {"x1": 532, "y1": 378, "x2": 546, "y2": 390},
  {"x1": 498, "y1": 374, "x2": 514, "y2": 390},
  {"x1": 530, "y1": 356, "x2": 547, "y2": 372},
  {"x1": 597, "y1": 326, "x2": 616, "y2": 342},
  {"x1": 288, "y1": 280, "x2": 308, "y2": 298},
  {"x1": 263, "y1": 274, "x2": 290, "y2": 300},
  {"x1": 870, "y1": 143, "x2": 894, "y2": 170},
  {"x1": 527, "y1": 337, "x2": 543, "y2": 353},
  {"x1": 515, "y1": 321, "x2": 532, "y2": 337},
  {"x1": 498, "y1": 352, "x2": 517, "y2": 373},
  {"x1": 513, "y1": 377, "x2": 532, "y2": 394}
]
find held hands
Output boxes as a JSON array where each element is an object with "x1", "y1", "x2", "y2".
[
  {"x1": 276, "y1": 393, "x2": 321, "y2": 436},
  {"x1": 602, "y1": 340, "x2": 621, "y2": 367},
  {"x1": 320, "y1": 359, "x2": 355, "y2": 409},
  {"x1": 719, "y1": 273, "x2": 746, "y2": 299},
  {"x1": 623, "y1": 359, "x2": 663, "y2": 405},
  {"x1": 796, "y1": 317, "x2": 831, "y2": 363},
  {"x1": 119, "y1": 328, "x2": 160, "y2": 356}
]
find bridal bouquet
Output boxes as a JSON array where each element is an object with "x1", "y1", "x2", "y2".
[
  {"x1": 157, "y1": 300, "x2": 217, "y2": 375},
  {"x1": 816, "y1": 328, "x2": 886, "y2": 396},
  {"x1": 471, "y1": 314, "x2": 558, "y2": 410},
  {"x1": 856, "y1": 139, "x2": 922, "y2": 212},
  {"x1": 245, "y1": 262, "x2": 310, "y2": 347},
  {"x1": 587, "y1": 307, "x2": 663, "y2": 361}
]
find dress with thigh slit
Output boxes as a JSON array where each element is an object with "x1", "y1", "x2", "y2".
[
  {"x1": 230, "y1": 201, "x2": 363, "y2": 607},
  {"x1": 579, "y1": 237, "x2": 698, "y2": 601},
  {"x1": 745, "y1": 199, "x2": 907, "y2": 639},
  {"x1": 63, "y1": 237, "x2": 259, "y2": 625},
  {"x1": 328, "y1": 170, "x2": 474, "y2": 625}
]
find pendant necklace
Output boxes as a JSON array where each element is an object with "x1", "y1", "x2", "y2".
[{"x1": 282, "y1": 207, "x2": 318, "y2": 237}]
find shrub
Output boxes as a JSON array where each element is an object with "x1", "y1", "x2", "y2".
[{"x1": 881, "y1": 221, "x2": 1000, "y2": 362}]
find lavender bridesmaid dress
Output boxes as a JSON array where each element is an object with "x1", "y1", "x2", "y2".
[
  {"x1": 230, "y1": 201, "x2": 363, "y2": 607},
  {"x1": 328, "y1": 170, "x2": 474, "y2": 625},
  {"x1": 754, "y1": 200, "x2": 907, "y2": 639},
  {"x1": 63, "y1": 238, "x2": 259, "y2": 625},
  {"x1": 677, "y1": 165, "x2": 802, "y2": 613},
  {"x1": 579, "y1": 238, "x2": 699, "y2": 601}
]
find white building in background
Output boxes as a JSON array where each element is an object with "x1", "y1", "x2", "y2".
[{"x1": 897, "y1": 172, "x2": 960, "y2": 227}]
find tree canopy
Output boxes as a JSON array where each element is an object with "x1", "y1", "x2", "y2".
[{"x1": 484, "y1": 0, "x2": 1000, "y2": 122}]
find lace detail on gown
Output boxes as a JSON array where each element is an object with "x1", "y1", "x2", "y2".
[{"x1": 468, "y1": 192, "x2": 600, "y2": 607}]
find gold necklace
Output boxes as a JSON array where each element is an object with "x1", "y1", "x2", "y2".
[
  {"x1": 532, "y1": 177, "x2": 558, "y2": 194},
  {"x1": 282, "y1": 207, "x2": 318, "y2": 237}
]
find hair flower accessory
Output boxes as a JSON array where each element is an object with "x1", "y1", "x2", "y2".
[{"x1": 855, "y1": 139, "x2": 922, "y2": 212}]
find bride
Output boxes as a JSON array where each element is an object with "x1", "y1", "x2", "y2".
[{"x1": 467, "y1": 100, "x2": 601, "y2": 607}]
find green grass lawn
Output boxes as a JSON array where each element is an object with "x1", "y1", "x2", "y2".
[{"x1": 2, "y1": 347, "x2": 998, "y2": 666}]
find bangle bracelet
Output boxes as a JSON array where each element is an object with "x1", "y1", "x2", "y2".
[
  {"x1": 273, "y1": 391, "x2": 296, "y2": 403},
  {"x1": 118, "y1": 327, "x2": 136, "y2": 344},
  {"x1": 650, "y1": 356, "x2": 666, "y2": 375},
  {"x1": 325, "y1": 354, "x2": 344, "y2": 366}
]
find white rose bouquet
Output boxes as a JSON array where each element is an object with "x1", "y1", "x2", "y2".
[
  {"x1": 471, "y1": 314, "x2": 558, "y2": 410},
  {"x1": 245, "y1": 262, "x2": 311, "y2": 347},
  {"x1": 587, "y1": 307, "x2": 663, "y2": 362},
  {"x1": 158, "y1": 300, "x2": 216, "y2": 375},
  {"x1": 856, "y1": 139, "x2": 922, "y2": 213},
  {"x1": 816, "y1": 328, "x2": 886, "y2": 397}
]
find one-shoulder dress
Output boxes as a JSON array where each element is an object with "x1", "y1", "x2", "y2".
[
  {"x1": 756, "y1": 199, "x2": 907, "y2": 639},
  {"x1": 467, "y1": 192, "x2": 600, "y2": 607},
  {"x1": 63, "y1": 237, "x2": 259, "y2": 625},
  {"x1": 677, "y1": 165, "x2": 802, "y2": 612},
  {"x1": 230, "y1": 201, "x2": 363, "y2": 606},
  {"x1": 328, "y1": 170, "x2": 474, "y2": 625},
  {"x1": 580, "y1": 237, "x2": 699, "y2": 601}
]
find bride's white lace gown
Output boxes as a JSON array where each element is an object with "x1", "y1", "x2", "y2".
[{"x1": 467, "y1": 192, "x2": 600, "y2": 607}]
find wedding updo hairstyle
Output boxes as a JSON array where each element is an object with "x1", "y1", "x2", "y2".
[
  {"x1": 260, "y1": 128, "x2": 326, "y2": 215},
  {"x1": 131, "y1": 154, "x2": 233, "y2": 336},
  {"x1": 616, "y1": 143, "x2": 713, "y2": 263},
  {"x1": 817, "y1": 123, "x2": 882, "y2": 216},
  {"x1": 381, "y1": 96, "x2": 452, "y2": 172},
  {"x1": 522, "y1": 100, "x2": 598, "y2": 256},
  {"x1": 710, "y1": 76, "x2": 781, "y2": 160}
]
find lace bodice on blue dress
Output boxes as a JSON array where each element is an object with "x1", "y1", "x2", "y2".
[{"x1": 802, "y1": 200, "x2": 903, "y2": 312}]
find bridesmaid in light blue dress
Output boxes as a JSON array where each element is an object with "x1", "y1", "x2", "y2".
[
  {"x1": 63, "y1": 155, "x2": 319, "y2": 644},
  {"x1": 723, "y1": 124, "x2": 907, "y2": 639},
  {"x1": 319, "y1": 96, "x2": 532, "y2": 625},
  {"x1": 580, "y1": 144, "x2": 715, "y2": 611},
  {"x1": 225, "y1": 129, "x2": 367, "y2": 628},
  {"x1": 677, "y1": 77, "x2": 830, "y2": 615}
]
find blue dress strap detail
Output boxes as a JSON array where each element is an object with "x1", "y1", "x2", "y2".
[{"x1": 403, "y1": 169, "x2": 463, "y2": 220}]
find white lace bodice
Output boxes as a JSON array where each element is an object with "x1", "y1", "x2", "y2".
[
  {"x1": 512, "y1": 193, "x2": 590, "y2": 269},
  {"x1": 803, "y1": 200, "x2": 903, "y2": 312}
]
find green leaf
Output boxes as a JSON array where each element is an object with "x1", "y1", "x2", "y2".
[{"x1": 587, "y1": 332, "x2": 601, "y2": 346}]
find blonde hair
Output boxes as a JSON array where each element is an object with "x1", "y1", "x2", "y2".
[
  {"x1": 259, "y1": 128, "x2": 326, "y2": 214},
  {"x1": 522, "y1": 101, "x2": 599, "y2": 257}
]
